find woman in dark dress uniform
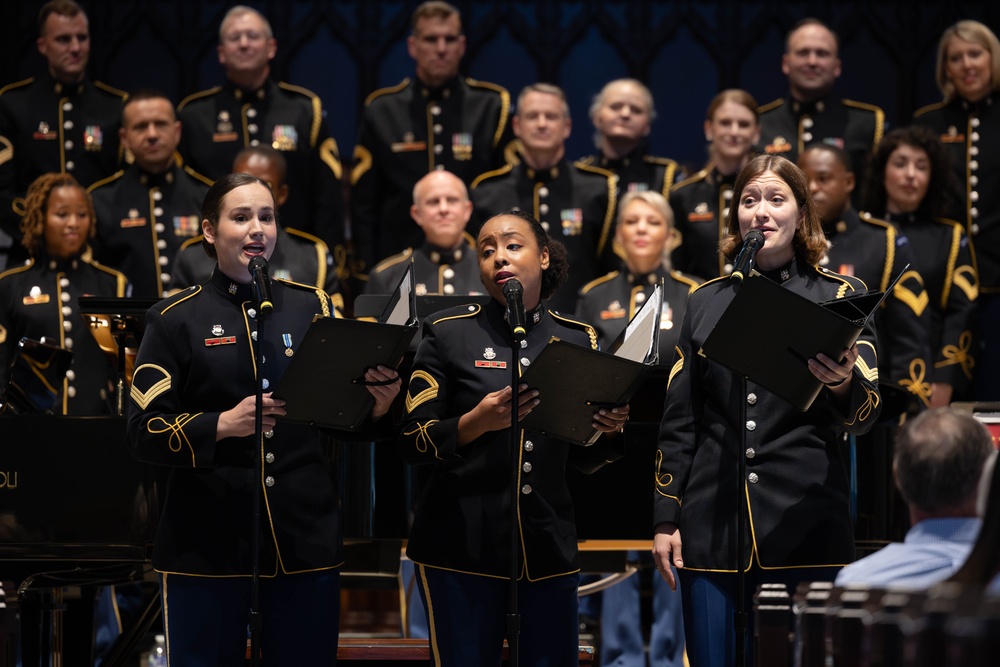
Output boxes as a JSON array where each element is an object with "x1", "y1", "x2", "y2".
[
  {"x1": 0, "y1": 172, "x2": 126, "y2": 414},
  {"x1": 652, "y1": 155, "x2": 882, "y2": 667},
  {"x1": 863, "y1": 126, "x2": 978, "y2": 407},
  {"x1": 400, "y1": 209, "x2": 630, "y2": 666},
  {"x1": 576, "y1": 190, "x2": 698, "y2": 667},
  {"x1": 126, "y1": 173, "x2": 399, "y2": 666},
  {"x1": 670, "y1": 89, "x2": 760, "y2": 280},
  {"x1": 913, "y1": 20, "x2": 1000, "y2": 399}
]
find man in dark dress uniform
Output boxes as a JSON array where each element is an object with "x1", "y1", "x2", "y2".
[
  {"x1": 170, "y1": 146, "x2": 341, "y2": 308},
  {"x1": 350, "y1": 1, "x2": 514, "y2": 278},
  {"x1": 176, "y1": 6, "x2": 345, "y2": 263},
  {"x1": 88, "y1": 91, "x2": 211, "y2": 298},
  {"x1": 471, "y1": 84, "x2": 617, "y2": 313},
  {"x1": 577, "y1": 78, "x2": 679, "y2": 198},
  {"x1": 799, "y1": 145, "x2": 932, "y2": 403},
  {"x1": 366, "y1": 170, "x2": 482, "y2": 298},
  {"x1": 0, "y1": 0, "x2": 126, "y2": 268},
  {"x1": 757, "y1": 18, "x2": 884, "y2": 206}
]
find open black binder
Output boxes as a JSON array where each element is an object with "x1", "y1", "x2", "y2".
[
  {"x1": 518, "y1": 283, "x2": 662, "y2": 446},
  {"x1": 273, "y1": 265, "x2": 418, "y2": 430},
  {"x1": 701, "y1": 272, "x2": 893, "y2": 412}
]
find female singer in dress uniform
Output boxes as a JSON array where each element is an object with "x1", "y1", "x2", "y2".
[
  {"x1": 400, "y1": 209, "x2": 630, "y2": 666},
  {"x1": 913, "y1": 20, "x2": 1000, "y2": 399},
  {"x1": 0, "y1": 172, "x2": 126, "y2": 414},
  {"x1": 670, "y1": 89, "x2": 760, "y2": 280},
  {"x1": 652, "y1": 155, "x2": 882, "y2": 667},
  {"x1": 862, "y1": 126, "x2": 978, "y2": 407},
  {"x1": 126, "y1": 173, "x2": 400, "y2": 666},
  {"x1": 576, "y1": 190, "x2": 698, "y2": 667}
]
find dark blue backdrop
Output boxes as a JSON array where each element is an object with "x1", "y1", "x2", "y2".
[{"x1": 3, "y1": 1, "x2": 999, "y2": 173}]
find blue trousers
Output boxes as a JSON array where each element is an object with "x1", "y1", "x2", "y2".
[
  {"x1": 600, "y1": 552, "x2": 685, "y2": 667},
  {"x1": 160, "y1": 569, "x2": 340, "y2": 667},
  {"x1": 415, "y1": 564, "x2": 580, "y2": 667},
  {"x1": 678, "y1": 566, "x2": 839, "y2": 667}
]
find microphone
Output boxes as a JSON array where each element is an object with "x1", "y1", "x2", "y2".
[
  {"x1": 730, "y1": 229, "x2": 766, "y2": 283},
  {"x1": 502, "y1": 279, "x2": 527, "y2": 343},
  {"x1": 247, "y1": 257, "x2": 273, "y2": 313}
]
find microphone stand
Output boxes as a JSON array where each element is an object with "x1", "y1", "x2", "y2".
[
  {"x1": 506, "y1": 325, "x2": 522, "y2": 667},
  {"x1": 249, "y1": 303, "x2": 268, "y2": 667}
]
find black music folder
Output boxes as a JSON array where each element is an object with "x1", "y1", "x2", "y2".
[
  {"x1": 701, "y1": 272, "x2": 893, "y2": 412},
  {"x1": 273, "y1": 265, "x2": 418, "y2": 430},
  {"x1": 519, "y1": 284, "x2": 662, "y2": 446}
]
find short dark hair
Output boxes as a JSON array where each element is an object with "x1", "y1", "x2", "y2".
[
  {"x1": 799, "y1": 143, "x2": 853, "y2": 173},
  {"x1": 122, "y1": 89, "x2": 175, "y2": 122},
  {"x1": 411, "y1": 1, "x2": 460, "y2": 33},
  {"x1": 233, "y1": 145, "x2": 288, "y2": 184},
  {"x1": 894, "y1": 407, "x2": 993, "y2": 514},
  {"x1": 862, "y1": 125, "x2": 956, "y2": 219},
  {"x1": 38, "y1": 0, "x2": 85, "y2": 35},
  {"x1": 200, "y1": 173, "x2": 276, "y2": 259}
]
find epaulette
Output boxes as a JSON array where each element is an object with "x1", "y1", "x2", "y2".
[
  {"x1": 94, "y1": 80, "x2": 128, "y2": 100},
  {"x1": 285, "y1": 226, "x2": 330, "y2": 250},
  {"x1": 182, "y1": 164, "x2": 214, "y2": 187},
  {"x1": 83, "y1": 259, "x2": 129, "y2": 296},
  {"x1": 276, "y1": 277, "x2": 332, "y2": 316},
  {"x1": 178, "y1": 235, "x2": 204, "y2": 251},
  {"x1": 857, "y1": 210, "x2": 894, "y2": 231},
  {"x1": 178, "y1": 86, "x2": 222, "y2": 111},
  {"x1": 0, "y1": 259, "x2": 35, "y2": 280},
  {"x1": 643, "y1": 155, "x2": 679, "y2": 167},
  {"x1": 159, "y1": 285, "x2": 202, "y2": 315},
  {"x1": 671, "y1": 168, "x2": 711, "y2": 192},
  {"x1": 471, "y1": 163, "x2": 513, "y2": 189},
  {"x1": 842, "y1": 99, "x2": 884, "y2": 115},
  {"x1": 364, "y1": 78, "x2": 411, "y2": 107},
  {"x1": 690, "y1": 275, "x2": 730, "y2": 293},
  {"x1": 466, "y1": 78, "x2": 511, "y2": 147},
  {"x1": 430, "y1": 302, "x2": 482, "y2": 325},
  {"x1": 549, "y1": 310, "x2": 598, "y2": 350},
  {"x1": 843, "y1": 99, "x2": 885, "y2": 143},
  {"x1": 576, "y1": 155, "x2": 597, "y2": 167},
  {"x1": 669, "y1": 270, "x2": 703, "y2": 292},
  {"x1": 913, "y1": 100, "x2": 948, "y2": 119},
  {"x1": 580, "y1": 271, "x2": 620, "y2": 294},
  {"x1": 371, "y1": 247, "x2": 413, "y2": 274},
  {"x1": 932, "y1": 216, "x2": 965, "y2": 230},
  {"x1": 816, "y1": 265, "x2": 867, "y2": 292},
  {"x1": 757, "y1": 98, "x2": 784, "y2": 114},
  {"x1": 573, "y1": 161, "x2": 616, "y2": 180},
  {"x1": 86, "y1": 170, "x2": 125, "y2": 193},
  {"x1": 0, "y1": 78, "x2": 34, "y2": 96},
  {"x1": 278, "y1": 82, "x2": 322, "y2": 146}
]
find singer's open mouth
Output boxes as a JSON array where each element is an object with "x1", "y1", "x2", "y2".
[
  {"x1": 494, "y1": 271, "x2": 515, "y2": 284},
  {"x1": 244, "y1": 243, "x2": 266, "y2": 256}
]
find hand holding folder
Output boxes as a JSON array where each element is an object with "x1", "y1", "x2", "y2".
[
  {"x1": 519, "y1": 284, "x2": 664, "y2": 445},
  {"x1": 272, "y1": 265, "x2": 418, "y2": 430},
  {"x1": 701, "y1": 269, "x2": 899, "y2": 411}
]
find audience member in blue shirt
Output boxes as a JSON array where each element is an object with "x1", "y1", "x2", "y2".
[{"x1": 836, "y1": 407, "x2": 992, "y2": 589}]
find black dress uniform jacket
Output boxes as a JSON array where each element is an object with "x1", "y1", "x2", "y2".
[
  {"x1": 365, "y1": 241, "x2": 482, "y2": 297},
  {"x1": 168, "y1": 227, "x2": 342, "y2": 306},
  {"x1": 884, "y1": 211, "x2": 978, "y2": 396},
  {"x1": 0, "y1": 252, "x2": 127, "y2": 415},
  {"x1": 577, "y1": 148, "x2": 679, "y2": 198},
  {"x1": 669, "y1": 166, "x2": 737, "y2": 280},
  {"x1": 758, "y1": 96, "x2": 884, "y2": 205},
  {"x1": 126, "y1": 270, "x2": 377, "y2": 576},
  {"x1": 823, "y1": 208, "x2": 933, "y2": 402},
  {"x1": 913, "y1": 93, "x2": 1000, "y2": 292},
  {"x1": 471, "y1": 159, "x2": 618, "y2": 312},
  {"x1": 0, "y1": 73, "x2": 126, "y2": 250},
  {"x1": 177, "y1": 79, "x2": 344, "y2": 254},
  {"x1": 575, "y1": 267, "x2": 700, "y2": 358},
  {"x1": 653, "y1": 259, "x2": 881, "y2": 571},
  {"x1": 400, "y1": 300, "x2": 624, "y2": 580},
  {"x1": 89, "y1": 162, "x2": 211, "y2": 297},
  {"x1": 350, "y1": 76, "x2": 513, "y2": 274}
]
